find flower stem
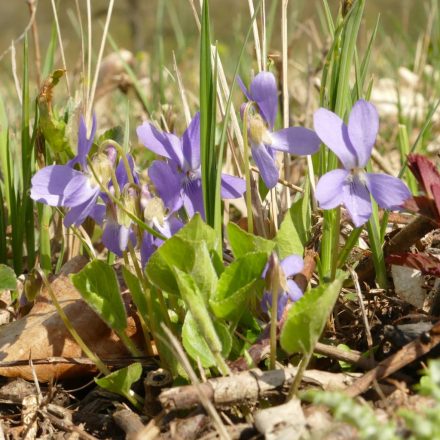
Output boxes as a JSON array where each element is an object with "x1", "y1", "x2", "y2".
[{"x1": 337, "y1": 226, "x2": 362, "y2": 268}]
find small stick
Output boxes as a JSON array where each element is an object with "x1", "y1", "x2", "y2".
[{"x1": 344, "y1": 320, "x2": 440, "y2": 397}]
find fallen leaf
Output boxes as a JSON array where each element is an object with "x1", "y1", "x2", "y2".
[{"x1": 0, "y1": 256, "x2": 143, "y2": 381}]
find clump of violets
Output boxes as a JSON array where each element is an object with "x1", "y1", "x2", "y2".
[
  {"x1": 314, "y1": 99, "x2": 411, "y2": 227},
  {"x1": 137, "y1": 112, "x2": 246, "y2": 218},
  {"x1": 30, "y1": 115, "x2": 110, "y2": 227},
  {"x1": 31, "y1": 115, "x2": 182, "y2": 267},
  {"x1": 261, "y1": 254, "x2": 304, "y2": 319},
  {"x1": 239, "y1": 71, "x2": 321, "y2": 189}
]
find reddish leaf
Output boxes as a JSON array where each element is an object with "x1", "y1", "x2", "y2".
[
  {"x1": 387, "y1": 252, "x2": 440, "y2": 277},
  {"x1": 403, "y1": 196, "x2": 440, "y2": 223},
  {"x1": 407, "y1": 154, "x2": 440, "y2": 198}
]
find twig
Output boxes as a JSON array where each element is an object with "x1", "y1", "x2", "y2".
[
  {"x1": 344, "y1": 320, "x2": 440, "y2": 397},
  {"x1": 357, "y1": 215, "x2": 436, "y2": 281},
  {"x1": 159, "y1": 367, "x2": 358, "y2": 411},
  {"x1": 251, "y1": 166, "x2": 304, "y2": 192}
]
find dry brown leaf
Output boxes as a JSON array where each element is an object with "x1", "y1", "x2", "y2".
[{"x1": 0, "y1": 257, "x2": 142, "y2": 381}]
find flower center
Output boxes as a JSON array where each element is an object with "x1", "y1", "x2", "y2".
[
  {"x1": 349, "y1": 167, "x2": 368, "y2": 185},
  {"x1": 248, "y1": 114, "x2": 272, "y2": 145}
]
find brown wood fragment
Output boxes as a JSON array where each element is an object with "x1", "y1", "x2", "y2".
[
  {"x1": 344, "y1": 321, "x2": 440, "y2": 397},
  {"x1": 113, "y1": 408, "x2": 145, "y2": 438},
  {"x1": 314, "y1": 342, "x2": 375, "y2": 370},
  {"x1": 159, "y1": 367, "x2": 358, "y2": 411}
]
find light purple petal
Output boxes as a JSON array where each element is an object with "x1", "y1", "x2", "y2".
[
  {"x1": 137, "y1": 122, "x2": 183, "y2": 167},
  {"x1": 141, "y1": 232, "x2": 156, "y2": 268},
  {"x1": 342, "y1": 176, "x2": 372, "y2": 227},
  {"x1": 220, "y1": 174, "x2": 246, "y2": 199},
  {"x1": 102, "y1": 222, "x2": 133, "y2": 256},
  {"x1": 286, "y1": 280, "x2": 303, "y2": 302},
  {"x1": 261, "y1": 291, "x2": 288, "y2": 319},
  {"x1": 251, "y1": 143, "x2": 279, "y2": 189},
  {"x1": 315, "y1": 169, "x2": 349, "y2": 209},
  {"x1": 270, "y1": 127, "x2": 321, "y2": 155},
  {"x1": 313, "y1": 108, "x2": 357, "y2": 169},
  {"x1": 249, "y1": 71, "x2": 278, "y2": 129},
  {"x1": 64, "y1": 191, "x2": 99, "y2": 227},
  {"x1": 182, "y1": 113, "x2": 201, "y2": 170},
  {"x1": 183, "y1": 178, "x2": 205, "y2": 219},
  {"x1": 347, "y1": 100, "x2": 379, "y2": 168},
  {"x1": 115, "y1": 155, "x2": 139, "y2": 188},
  {"x1": 148, "y1": 161, "x2": 183, "y2": 213},
  {"x1": 89, "y1": 204, "x2": 106, "y2": 224},
  {"x1": 68, "y1": 114, "x2": 97, "y2": 168},
  {"x1": 31, "y1": 165, "x2": 97, "y2": 207},
  {"x1": 366, "y1": 173, "x2": 411, "y2": 210},
  {"x1": 280, "y1": 255, "x2": 304, "y2": 277}
]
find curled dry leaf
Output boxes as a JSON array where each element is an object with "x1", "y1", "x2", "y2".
[{"x1": 0, "y1": 256, "x2": 141, "y2": 381}]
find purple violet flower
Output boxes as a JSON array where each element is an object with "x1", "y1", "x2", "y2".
[
  {"x1": 314, "y1": 99, "x2": 411, "y2": 227},
  {"x1": 238, "y1": 71, "x2": 321, "y2": 189},
  {"x1": 137, "y1": 112, "x2": 246, "y2": 218},
  {"x1": 30, "y1": 115, "x2": 114, "y2": 227},
  {"x1": 261, "y1": 254, "x2": 304, "y2": 319}
]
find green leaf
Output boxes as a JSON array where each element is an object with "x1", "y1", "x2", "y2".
[
  {"x1": 122, "y1": 266, "x2": 148, "y2": 319},
  {"x1": 71, "y1": 260, "x2": 127, "y2": 331},
  {"x1": 182, "y1": 312, "x2": 232, "y2": 368},
  {"x1": 174, "y1": 267, "x2": 223, "y2": 356},
  {"x1": 227, "y1": 223, "x2": 275, "y2": 258},
  {"x1": 95, "y1": 362, "x2": 142, "y2": 396},
  {"x1": 0, "y1": 265, "x2": 16, "y2": 291},
  {"x1": 210, "y1": 252, "x2": 268, "y2": 319},
  {"x1": 280, "y1": 271, "x2": 347, "y2": 354},
  {"x1": 146, "y1": 215, "x2": 220, "y2": 294},
  {"x1": 275, "y1": 192, "x2": 310, "y2": 259}
]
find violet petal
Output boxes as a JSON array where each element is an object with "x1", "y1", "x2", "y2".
[
  {"x1": 31, "y1": 165, "x2": 97, "y2": 208},
  {"x1": 182, "y1": 113, "x2": 201, "y2": 170},
  {"x1": 148, "y1": 161, "x2": 183, "y2": 213},
  {"x1": 366, "y1": 173, "x2": 411, "y2": 210},
  {"x1": 286, "y1": 280, "x2": 303, "y2": 302},
  {"x1": 270, "y1": 127, "x2": 321, "y2": 155},
  {"x1": 249, "y1": 71, "x2": 278, "y2": 129},
  {"x1": 220, "y1": 174, "x2": 246, "y2": 199},
  {"x1": 314, "y1": 108, "x2": 357, "y2": 169},
  {"x1": 315, "y1": 169, "x2": 349, "y2": 209},
  {"x1": 251, "y1": 143, "x2": 279, "y2": 189},
  {"x1": 342, "y1": 176, "x2": 372, "y2": 227},
  {"x1": 280, "y1": 255, "x2": 304, "y2": 277},
  {"x1": 137, "y1": 122, "x2": 184, "y2": 167},
  {"x1": 347, "y1": 99, "x2": 379, "y2": 168},
  {"x1": 64, "y1": 190, "x2": 99, "y2": 227}
]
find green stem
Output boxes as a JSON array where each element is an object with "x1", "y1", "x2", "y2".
[
  {"x1": 337, "y1": 226, "x2": 362, "y2": 268},
  {"x1": 287, "y1": 351, "x2": 313, "y2": 400}
]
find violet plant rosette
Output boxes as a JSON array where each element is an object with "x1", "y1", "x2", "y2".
[
  {"x1": 261, "y1": 254, "x2": 304, "y2": 319},
  {"x1": 238, "y1": 71, "x2": 321, "y2": 189},
  {"x1": 30, "y1": 115, "x2": 115, "y2": 227},
  {"x1": 137, "y1": 112, "x2": 246, "y2": 218},
  {"x1": 314, "y1": 99, "x2": 411, "y2": 227}
]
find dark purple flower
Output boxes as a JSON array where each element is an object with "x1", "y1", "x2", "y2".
[
  {"x1": 137, "y1": 113, "x2": 246, "y2": 218},
  {"x1": 30, "y1": 116, "x2": 113, "y2": 227},
  {"x1": 238, "y1": 71, "x2": 321, "y2": 189},
  {"x1": 314, "y1": 99, "x2": 411, "y2": 227},
  {"x1": 261, "y1": 254, "x2": 304, "y2": 319}
]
